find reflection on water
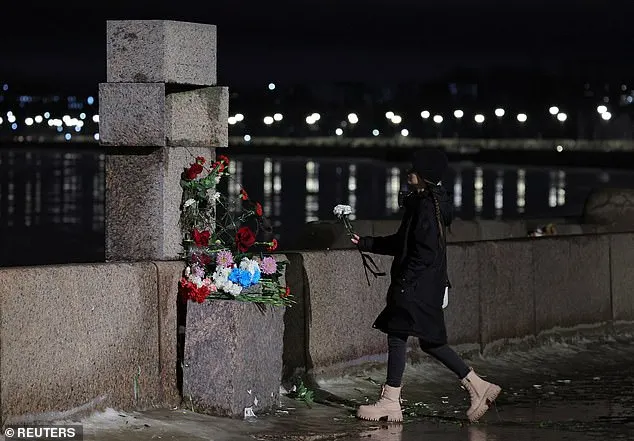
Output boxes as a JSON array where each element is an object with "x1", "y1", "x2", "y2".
[{"x1": 2, "y1": 146, "x2": 634, "y2": 265}]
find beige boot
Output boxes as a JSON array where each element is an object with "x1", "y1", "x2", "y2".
[
  {"x1": 356, "y1": 384, "x2": 403, "y2": 422},
  {"x1": 461, "y1": 370, "x2": 501, "y2": 423}
]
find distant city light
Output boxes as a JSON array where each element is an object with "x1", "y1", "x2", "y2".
[
  {"x1": 335, "y1": 128, "x2": 343, "y2": 136},
  {"x1": 597, "y1": 105, "x2": 607, "y2": 114},
  {"x1": 235, "y1": 113, "x2": 244, "y2": 122},
  {"x1": 454, "y1": 110, "x2": 464, "y2": 119},
  {"x1": 75, "y1": 126, "x2": 81, "y2": 132},
  {"x1": 601, "y1": 111, "x2": 612, "y2": 121},
  {"x1": 348, "y1": 113, "x2": 359, "y2": 124},
  {"x1": 2, "y1": 84, "x2": 8, "y2": 91},
  {"x1": 474, "y1": 114, "x2": 485, "y2": 124},
  {"x1": 391, "y1": 115, "x2": 402, "y2": 124},
  {"x1": 25, "y1": 117, "x2": 34, "y2": 126},
  {"x1": 94, "y1": 133, "x2": 100, "y2": 141},
  {"x1": 517, "y1": 113, "x2": 528, "y2": 123},
  {"x1": 421, "y1": 111, "x2": 431, "y2": 119},
  {"x1": 268, "y1": 83, "x2": 276, "y2": 90},
  {"x1": 92, "y1": 115, "x2": 99, "y2": 123},
  {"x1": 311, "y1": 112, "x2": 321, "y2": 121},
  {"x1": 385, "y1": 111, "x2": 395, "y2": 119},
  {"x1": 549, "y1": 106, "x2": 559, "y2": 115},
  {"x1": 273, "y1": 113, "x2": 283, "y2": 121},
  {"x1": 263, "y1": 116, "x2": 274, "y2": 125},
  {"x1": 11, "y1": 123, "x2": 18, "y2": 130},
  {"x1": 65, "y1": 133, "x2": 71, "y2": 141},
  {"x1": 433, "y1": 115, "x2": 443, "y2": 124},
  {"x1": 0, "y1": 117, "x2": 3, "y2": 125},
  {"x1": 7, "y1": 114, "x2": 16, "y2": 123},
  {"x1": 34, "y1": 115, "x2": 43, "y2": 123},
  {"x1": 557, "y1": 113, "x2": 568, "y2": 122},
  {"x1": 401, "y1": 129, "x2": 409, "y2": 137},
  {"x1": 87, "y1": 96, "x2": 95, "y2": 105},
  {"x1": 556, "y1": 145, "x2": 564, "y2": 152},
  {"x1": 495, "y1": 108, "x2": 505, "y2": 117},
  {"x1": 244, "y1": 134, "x2": 252, "y2": 142},
  {"x1": 306, "y1": 116, "x2": 316, "y2": 125},
  {"x1": 228, "y1": 116, "x2": 237, "y2": 125},
  {"x1": 80, "y1": 113, "x2": 86, "y2": 120},
  {"x1": 44, "y1": 112, "x2": 50, "y2": 119},
  {"x1": 372, "y1": 129, "x2": 380, "y2": 136}
]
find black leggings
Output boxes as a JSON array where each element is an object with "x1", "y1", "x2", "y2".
[{"x1": 386, "y1": 334, "x2": 471, "y2": 387}]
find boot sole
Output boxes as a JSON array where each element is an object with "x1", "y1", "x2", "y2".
[
  {"x1": 468, "y1": 384, "x2": 501, "y2": 423},
  {"x1": 356, "y1": 412, "x2": 403, "y2": 423}
]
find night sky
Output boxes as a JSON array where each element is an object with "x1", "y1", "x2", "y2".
[{"x1": 1, "y1": 0, "x2": 633, "y2": 92}]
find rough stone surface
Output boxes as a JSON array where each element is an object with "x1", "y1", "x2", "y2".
[
  {"x1": 106, "y1": 146, "x2": 214, "y2": 261},
  {"x1": 583, "y1": 188, "x2": 634, "y2": 228},
  {"x1": 182, "y1": 301, "x2": 285, "y2": 417},
  {"x1": 478, "y1": 240, "x2": 535, "y2": 345},
  {"x1": 0, "y1": 263, "x2": 166, "y2": 423},
  {"x1": 300, "y1": 251, "x2": 393, "y2": 370},
  {"x1": 445, "y1": 243, "x2": 480, "y2": 345},
  {"x1": 533, "y1": 236, "x2": 612, "y2": 330},
  {"x1": 153, "y1": 261, "x2": 184, "y2": 404},
  {"x1": 107, "y1": 20, "x2": 217, "y2": 85},
  {"x1": 99, "y1": 83, "x2": 166, "y2": 147},
  {"x1": 166, "y1": 87, "x2": 229, "y2": 147},
  {"x1": 610, "y1": 233, "x2": 634, "y2": 321}
]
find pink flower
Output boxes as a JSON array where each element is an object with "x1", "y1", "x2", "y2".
[
  {"x1": 216, "y1": 250, "x2": 234, "y2": 268},
  {"x1": 260, "y1": 256, "x2": 277, "y2": 275},
  {"x1": 192, "y1": 265, "x2": 205, "y2": 279}
]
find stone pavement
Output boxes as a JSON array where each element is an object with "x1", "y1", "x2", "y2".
[{"x1": 20, "y1": 331, "x2": 634, "y2": 441}]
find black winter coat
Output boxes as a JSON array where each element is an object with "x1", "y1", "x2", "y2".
[{"x1": 358, "y1": 187, "x2": 453, "y2": 344}]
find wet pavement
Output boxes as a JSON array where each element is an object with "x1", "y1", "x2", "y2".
[{"x1": 40, "y1": 332, "x2": 634, "y2": 441}]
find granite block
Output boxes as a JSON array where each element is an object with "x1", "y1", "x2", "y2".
[
  {"x1": 99, "y1": 83, "x2": 166, "y2": 147},
  {"x1": 533, "y1": 236, "x2": 611, "y2": 330},
  {"x1": 106, "y1": 146, "x2": 214, "y2": 261},
  {"x1": 610, "y1": 233, "x2": 634, "y2": 321},
  {"x1": 107, "y1": 20, "x2": 217, "y2": 85},
  {"x1": 478, "y1": 240, "x2": 535, "y2": 344},
  {"x1": 300, "y1": 250, "x2": 393, "y2": 369},
  {"x1": 166, "y1": 87, "x2": 229, "y2": 147},
  {"x1": 182, "y1": 301, "x2": 285, "y2": 417},
  {"x1": 445, "y1": 243, "x2": 481, "y2": 345},
  {"x1": 0, "y1": 263, "x2": 162, "y2": 423}
]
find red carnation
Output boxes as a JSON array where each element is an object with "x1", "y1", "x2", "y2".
[
  {"x1": 218, "y1": 155, "x2": 230, "y2": 166},
  {"x1": 255, "y1": 202, "x2": 263, "y2": 217},
  {"x1": 185, "y1": 163, "x2": 204, "y2": 180},
  {"x1": 195, "y1": 156, "x2": 206, "y2": 165},
  {"x1": 235, "y1": 226, "x2": 256, "y2": 252},
  {"x1": 192, "y1": 284, "x2": 211, "y2": 303},
  {"x1": 282, "y1": 286, "x2": 291, "y2": 298},
  {"x1": 239, "y1": 189, "x2": 249, "y2": 201},
  {"x1": 193, "y1": 229, "x2": 210, "y2": 247},
  {"x1": 267, "y1": 239, "x2": 278, "y2": 252}
]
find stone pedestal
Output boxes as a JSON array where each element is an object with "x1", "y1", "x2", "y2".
[{"x1": 183, "y1": 301, "x2": 285, "y2": 417}]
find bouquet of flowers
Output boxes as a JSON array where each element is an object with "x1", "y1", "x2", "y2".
[{"x1": 178, "y1": 155, "x2": 292, "y2": 306}]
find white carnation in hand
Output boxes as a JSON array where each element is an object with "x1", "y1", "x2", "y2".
[{"x1": 333, "y1": 204, "x2": 353, "y2": 217}]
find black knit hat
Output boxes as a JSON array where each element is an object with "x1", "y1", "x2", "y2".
[{"x1": 410, "y1": 148, "x2": 449, "y2": 184}]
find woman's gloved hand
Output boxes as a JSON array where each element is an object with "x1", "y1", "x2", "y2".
[{"x1": 351, "y1": 234, "x2": 373, "y2": 252}]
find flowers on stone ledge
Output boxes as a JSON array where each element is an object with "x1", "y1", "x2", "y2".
[{"x1": 178, "y1": 155, "x2": 292, "y2": 306}]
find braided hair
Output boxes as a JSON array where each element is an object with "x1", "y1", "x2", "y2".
[{"x1": 424, "y1": 180, "x2": 446, "y2": 250}]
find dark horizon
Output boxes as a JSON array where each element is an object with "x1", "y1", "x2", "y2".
[{"x1": 1, "y1": 1, "x2": 633, "y2": 92}]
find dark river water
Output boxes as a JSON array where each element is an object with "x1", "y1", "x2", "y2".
[{"x1": 1, "y1": 144, "x2": 634, "y2": 266}]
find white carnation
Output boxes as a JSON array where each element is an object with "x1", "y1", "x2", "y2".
[
  {"x1": 333, "y1": 204, "x2": 353, "y2": 217},
  {"x1": 239, "y1": 257, "x2": 260, "y2": 275},
  {"x1": 183, "y1": 199, "x2": 196, "y2": 209}
]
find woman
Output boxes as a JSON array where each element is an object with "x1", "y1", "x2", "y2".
[{"x1": 352, "y1": 148, "x2": 501, "y2": 423}]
